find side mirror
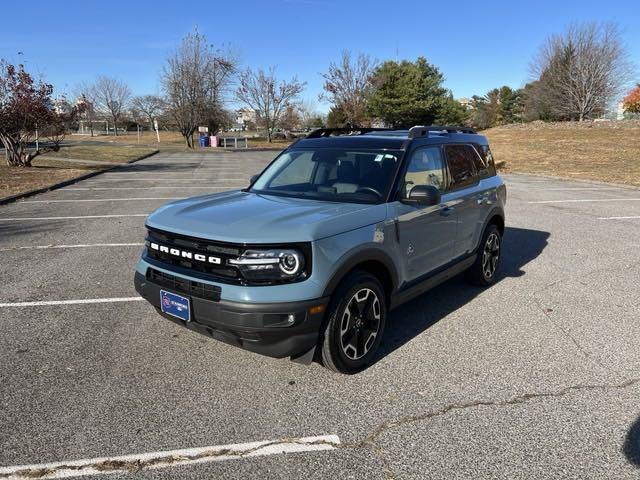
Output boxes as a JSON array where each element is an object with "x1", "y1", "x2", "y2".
[
  {"x1": 405, "y1": 185, "x2": 440, "y2": 206},
  {"x1": 250, "y1": 174, "x2": 259, "y2": 185}
]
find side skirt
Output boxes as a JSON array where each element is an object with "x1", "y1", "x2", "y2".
[{"x1": 389, "y1": 254, "x2": 477, "y2": 310}]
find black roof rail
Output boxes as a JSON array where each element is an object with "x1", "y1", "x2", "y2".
[
  {"x1": 306, "y1": 127, "x2": 395, "y2": 138},
  {"x1": 408, "y1": 125, "x2": 477, "y2": 138}
]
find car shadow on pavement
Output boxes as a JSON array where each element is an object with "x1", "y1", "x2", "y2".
[
  {"x1": 624, "y1": 416, "x2": 640, "y2": 467},
  {"x1": 373, "y1": 226, "x2": 550, "y2": 364}
]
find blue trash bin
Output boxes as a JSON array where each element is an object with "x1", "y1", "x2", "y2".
[{"x1": 199, "y1": 135, "x2": 209, "y2": 147}]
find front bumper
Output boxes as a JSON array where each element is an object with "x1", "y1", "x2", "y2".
[{"x1": 134, "y1": 271, "x2": 329, "y2": 360}]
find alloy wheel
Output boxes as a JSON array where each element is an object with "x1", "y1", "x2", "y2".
[
  {"x1": 339, "y1": 288, "x2": 381, "y2": 360},
  {"x1": 482, "y1": 232, "x2": 500, "y2": 279}
]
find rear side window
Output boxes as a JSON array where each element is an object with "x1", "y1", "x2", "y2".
[
  {"x1": 474, "y1": 144, "x2": 497, "y2": 177},
  {"x1": 444, "y1": 145, "x2": 478, "y2": 189}
]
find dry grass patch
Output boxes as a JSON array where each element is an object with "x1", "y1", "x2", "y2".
[
  {"x1": 73, "y1": 131, "x2": 185, "y2": 147},
  {"x1": 484, "y1": 120, "x2": 640, "y2": 186},
  {"x1": 42, "y1": 144, "x2": 157, "y2": 164},
  {"x1": 73, "y1": 131, "x2": 291, "y2": 150},
  {"x1": 0, "y1": 145, "x2": 157, "y2": 199},
  {"x1": 0, "y1": 164, "x2": 97, "y2": 198}
]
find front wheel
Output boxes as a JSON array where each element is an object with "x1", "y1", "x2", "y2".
[
  {"x1": 320, "y1": 271, "x2": 387, "y2": 374},
  {"x1": 466, "y1": 224, "x2": 502, "y2": 286}
]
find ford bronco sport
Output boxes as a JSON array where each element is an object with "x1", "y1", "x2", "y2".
[{"x1": 134, "y1": 126, "x2": 506, "y2": 373}]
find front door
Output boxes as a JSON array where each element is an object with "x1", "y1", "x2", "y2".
[{"x1": 392, "y1": 146, "x2": 457, "y2": 284}]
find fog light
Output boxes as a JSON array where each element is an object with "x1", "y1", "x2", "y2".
[{"x1": 287, "y1": 314, "x2": 295, "y2": 324}]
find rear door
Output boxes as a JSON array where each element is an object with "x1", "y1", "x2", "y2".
[
  {"x1": 392, "y1": 146, "x2": 457, "y2": 283},
  {"x1": 443, "y1": 144, "x2": 482, "y2": 257}
]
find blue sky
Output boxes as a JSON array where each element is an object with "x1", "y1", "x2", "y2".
[{"x1": 2, "y1": 0, "x2": 638, "y2": 112}]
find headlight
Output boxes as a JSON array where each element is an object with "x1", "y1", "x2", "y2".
[{"x1": 229, "y1": 249, "x2": 306, "y2": 283}]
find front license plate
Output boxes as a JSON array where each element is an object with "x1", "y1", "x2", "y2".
[{"x1": 160, "y1": 290, "x2": 191, "y2": 322}]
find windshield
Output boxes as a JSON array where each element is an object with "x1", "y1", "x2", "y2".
[{"x1": 250, "y1": 149, "x2": 403, "y2": 204}]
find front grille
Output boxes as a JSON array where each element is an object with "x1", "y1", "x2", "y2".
[
  {"x1": 147, "y1": 268, "x2": 221, "y2": 301},
  {"x1": 143, "y1": 226, "x2": 312, "y2": 286},
  {"x1": 145, "y1": 227, "x2": 242, "y2": 283}
]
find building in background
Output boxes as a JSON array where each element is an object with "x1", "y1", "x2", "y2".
[
  {"x1": 458, "y1": 97, "x2": 472, "y2": 110},
  {"x1": 235, "y1": 108, "x2": 257, "y2": 131}
]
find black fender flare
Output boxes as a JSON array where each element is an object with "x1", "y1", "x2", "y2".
[
  {"x1": 475, "y1": 206, "x2": 505, "y2": 252},
  {"x1": 322, "y1": 247, "x2": 399, "y2": 299}
]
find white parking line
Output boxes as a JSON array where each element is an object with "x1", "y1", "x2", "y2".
[
  {"x1": 83, "y1": 178, "x2": 214, "y2": 182},
  {"x1": 510, "y1": 187, "x2": 618, "y2": 191},
  {"x1": 528, "y1": 198, "x2": 640, "y2": 204},
  {"x1": 21, "y1": 197, "x2": 180, "y2": 204},
  {"x1": 65, "y1": 187, "x2": 216, "y2": 191},
  {"x1": 597, "y1": 216, "x2": 640, "y2": 220},
  {"x1": 0, "y1": 214, "x2": 148, "y2": 221},
  {"x1": 0, "y1": 435, "x2": 341, "y2": 479},
  {"x1": 0, "y1": 243, "x2": 144, "y2": 251},
  {"x1": 82, "y1": 178, "x2": 242, "y2": 183},
  {"x1": 0, "y1": 297, "x2": 144, "y2": 308}
]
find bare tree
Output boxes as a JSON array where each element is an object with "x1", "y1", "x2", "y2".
[
  {"x1": 162, "y1": 30, "x2": 237, "y2": 148},
  {"x1": 298, "y1": 100, "x2": 325, "y2": 130},
  {"x1": 320, "y1": 51, "x2": 377, "y2": 126},
  {"x1": 73, "y1": 82, "x2": 99, "y2": 136},
  {"x1": 131, "y1": 95, "x2": 165, "y2": 129},
  {"x1": 236, "y1": 67, "x2": 305, "y2": 142},
  {"x1": 278, "y1": 104, "x2": 301, "y2": 137},
  {"x1": 91, "y1": 76, "x2": 131, "y2": 135},
  {"x1": 531, "y1": 22, "x2": 633, "y2": 121}
]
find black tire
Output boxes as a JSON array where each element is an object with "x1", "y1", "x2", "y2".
[
  {"x1": 466, "y1": 223, "x2": 502, "y2": 286},
  {"x1": 320, "y1": 270, "x2": 387, "y2": 374}
]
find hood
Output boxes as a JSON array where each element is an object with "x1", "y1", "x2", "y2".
[{"x1": 146, "y1": 190, "x2": 387, "y2": 243}]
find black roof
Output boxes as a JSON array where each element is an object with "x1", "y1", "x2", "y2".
[
  {"x1": 294, "y1": 135, "x2": 408, "y2": 150},
  {"x1": 292, "y1": 126, "x2": 487, "y2": 150}
]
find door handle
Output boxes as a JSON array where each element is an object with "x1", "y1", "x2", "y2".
[{"x1": 440, "y1": 205, "x2": 455, "y2": 216}]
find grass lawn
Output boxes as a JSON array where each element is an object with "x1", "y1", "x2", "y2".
[
  {"x1": 0, "y1": 144, "x2": 157, "y2": 199},
  {"x1": 484, "y1": 120, "x2": 640, "y2": 187},
  {"x1": 73, "y1": 131, "x2": 291, "y2": 150},
  {"x1": 41, "y1": 144, "x2": 158, "y2": 165},
  {"x1": 0, "y1": 165, "x2": 97, "y2": 198},
  {"x1": 73, "y1": 131, "x2": 185, "y2": 148}
]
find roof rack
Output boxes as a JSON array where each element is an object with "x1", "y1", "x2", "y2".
[
  {"x1": 306, "y1": 127, "x2": 395, "y2": 138},
  {"x1": 408, "y1": 125, "x2": 477, "y2": 138}
]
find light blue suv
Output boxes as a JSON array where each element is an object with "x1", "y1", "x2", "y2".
[{"x1": 134, "y1": 126, "x2": 506, "y2": 373}]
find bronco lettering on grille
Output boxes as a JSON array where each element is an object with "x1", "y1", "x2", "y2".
[{"x1": 149, "y1": 242, "x2": 221, "y2": 264}]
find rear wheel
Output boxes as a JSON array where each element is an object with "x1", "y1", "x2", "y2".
[
  {"x1": 320, "y1": 271, "x2": 387, "y2": 374},
  {"x1": 466, "y1": 224, "x2": 502, "y2": 286}
]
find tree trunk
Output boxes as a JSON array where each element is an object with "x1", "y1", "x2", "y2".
[
  {"x1": 1, "y1": 135, "x2": 31, "y2": 167},
  {"x1": 183, "y1": 130, "x2": 194, "y2": 149},
  {"x1": 113, "y1": 115, "x2": 118, "y2": 136}
]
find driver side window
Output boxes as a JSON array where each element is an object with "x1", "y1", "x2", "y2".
[{"x1": 403, "y1": 147, "x2": 445, "y2": 197}]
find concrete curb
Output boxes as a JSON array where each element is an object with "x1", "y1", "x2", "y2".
[{"x1": 0, "y1": 150, "x2": 160, "y2": 206}]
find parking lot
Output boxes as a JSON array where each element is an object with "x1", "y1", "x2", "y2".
[{"x1": 1, "y1": 150, "x2": 639, "y2": 479}]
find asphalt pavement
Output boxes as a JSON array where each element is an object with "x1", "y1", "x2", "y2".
[{"x1": 1, "y1": 150, "x2": 639, "y2": 479}]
